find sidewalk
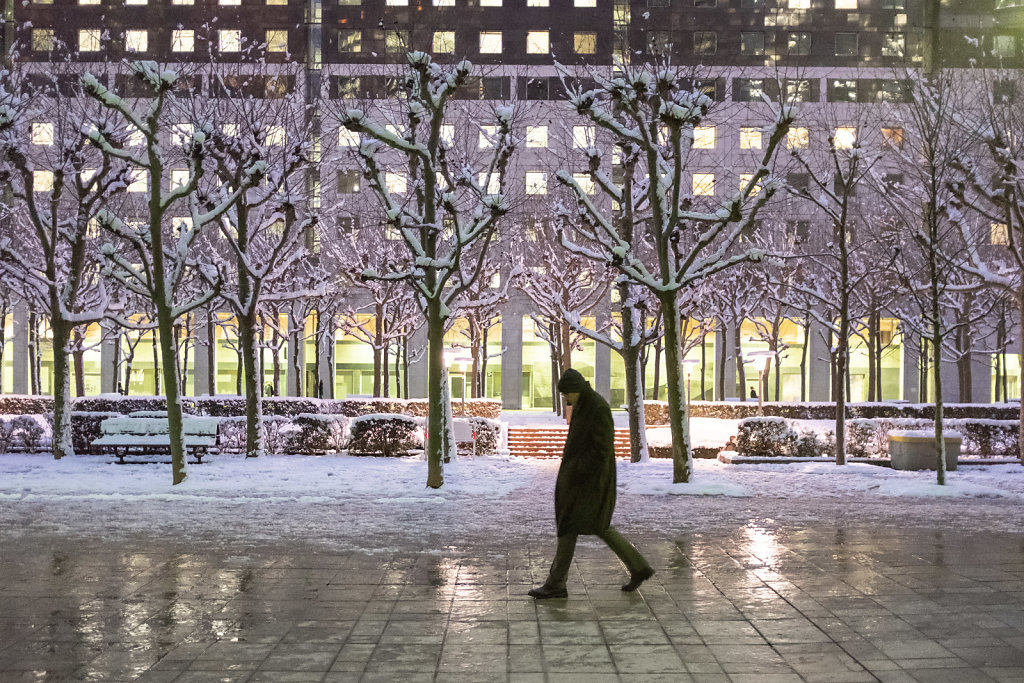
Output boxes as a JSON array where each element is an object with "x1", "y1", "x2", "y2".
[{"x1": 2, "y1": 523, "x2": 1024, "y2": 682}]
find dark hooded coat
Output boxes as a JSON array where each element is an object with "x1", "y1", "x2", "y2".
[{"x1": 554, "y1": 369, "x2": 617, "y2": 536}]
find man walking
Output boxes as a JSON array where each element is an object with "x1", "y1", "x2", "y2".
[{"x1": 529, "y1": 368, "x2": 654, "y2": 599}]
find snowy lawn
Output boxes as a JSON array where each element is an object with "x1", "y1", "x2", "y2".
[{"x1": 3, "y1": 453, "x2": 1024, "y2": 553}]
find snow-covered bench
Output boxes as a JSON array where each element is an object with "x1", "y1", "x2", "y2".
[{"x1": 92, "y1": 414, "x2": 220, "y2": 464}]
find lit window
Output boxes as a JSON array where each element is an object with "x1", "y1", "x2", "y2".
[
  {"x1": 219, "y1": 30, "x2": 242, "y2": 52},
  {"x1": 739, "y1": 173, "x2": 760, "y2": 196},
  {"x1": 266, "y1": 126, "x2": 286, "y2": 146},
  {"x1": 991, "y1": 222, "x2": 1009, "y2": 246},
  {"x1": 386, "y1": 172, "x2": 407, "y2": 194},
  {"x1": 572, "y1": 173, "x2": 595, "y2": 194},
  {"x1": 479, "y1": 32, "x2": 502, "y2": 54},
  {"x1": 787, "y1": 127, "x2": 809, "y2": 149},
  {"x1": 479, "y1": 125, "x2": 497, "y2": 148},
  {"x1": 527, "y1": 0, "x2": 548, "y2": 5},
  {"x1": 220, "y1": 0, "x2": 240, "y2": 4},
  {"x1": 170, "y1": 169, "x2": 190, "y2": 190},
  {"x1": 440, "y1": 125, "x2": 455, "y2": 147},
  {"x1": 835, "y1": 0, "x2": 856, "y2": 8},
  {"x1": 694, "y1": 31, "x2": 717, "y2": 55},
  {"x1": 526, "y1": 31, "x2": 549, "y2": 55},
  {"x1": 31, "y1": 123, "x2": 54, "y2": 146},
  {"x1": 386, "y1": 0, "x2": 408, "y2": 4},
  {"x1": 786, "y1": 79, "x2": 812, "y2": 102},
  {"x1": 574, "y1": 32, "x2": 596, "y2": 55},
  {"x1": 385, "y1": 31, "x2": 408, "y2": 54},
  {"x1": 525, "y1": 171, "x2": 547, "y2": 195},
  {"x1": 834, "y1": 126, "x2": 857, "y2": 149},
  {"x1": 693, "y1": 126, "x2": 715, "y2": 149},
  {"x1": 788, "y1": 0, "x2": 809, "y2": 7},
  {"x1": 127, "y1": 170, "x2": 148, "y2": 193},
  {"x1": 574, "y1": 0, "x2": 596, "y2": 6},
  {"x1": 338, "y1": 129, "x2": 359, "y2": 146},
  {"x1": 338, "y1": 30, "x2": 361, "y2": 53},
  {"x1": 80, "y1": 168, "x2": 98, "y2": 184},
  {"x1": 33, "y1": 171, "x2": 54, "y2": 192},
  {"x1": 79, "y1": 0, "x2": 100, "y2": 4},
  {"x1": 79, "y1": 29, "x2": 101, "y2": 52},
  {"x1": 33, "y1": 29, "x2": 55, "y2": 51},
  {"x1": 222, "y1": 124, "x2": 239, "y2": 137},
  {"x1": 480, "y1": 0, "x2": 501, "y2": 5},
  {"x1": 572, "y1": 125, "x2": 595, "y2": 148},
  {"x1": 434, "y1": 0, "x2": 454, "y2": 5},
  {"x1": 266, "y1": 30, "x2": 288, "y2": 53},
  {"x1": 881, "y1": 126, "x2": 903, "y2": 150},
  {"x1": 170, "y1": 123, "x2": 193, "y2": 146},
  {"x1": 994, "y1": 35, "x2": 1016, "y2": 60},
  {"x1": 172, "y1": 0, "x2": 193, "y2": 4},
  {"x1": 128, "y1": 130, "x2": 145, "y2": 147},
  {"x1": 692, "y1": 173, "x2": 715, "y2": 196},
  {"x1": 882, "y1": 32, "x2": 905, "y2": 58},
  {"x1": 433, "y1": 31, "x2": 455, "y2": 54},
  {"x1": 526, "y1": 125, "x2": 548, "y2": 148},
  {"x1": 125, "y1": 0, "x2": 146, "y2": 4},
  {"x1": 171, "y1": 30, "x2": 194, "y2": 52},
  {"x1": 787, "y1": 32, "x2": 810, "y2": 56},
  {"x1": 478, "y1": 173, "x2": 500, "y2": 195},
  {"x1": 266, "y1": 0, "x2": 287, "y2": 4},
  {"x1": 739, "y1": 127, "x2": 762, "y2": 150}
]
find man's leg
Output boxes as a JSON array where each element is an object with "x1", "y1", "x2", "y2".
[
  {"x1": 546, "y1": 534, "x2": 578, "y2": 589},
  {"x1": 599, "y1": 526, "x2": 655, "y2": 591},
  {"x1": 597, "y1": 526, "x2": 650, "y2": 574}
]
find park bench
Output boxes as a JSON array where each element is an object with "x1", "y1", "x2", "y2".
[{"x1": 92, "y1": 412, "x2": 220, "y2": 464}]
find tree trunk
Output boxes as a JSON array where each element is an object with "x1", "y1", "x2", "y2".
[
  {"x1": 480, "y1": 323, "x2": 489, "y2": 398},
  {"x1": 868, "y1": 311, "x2": 877, "y2": 402},
  {"x1": 28, "y1": 312, "x2": 39, "y2": 395},
  {"x1": 549, "y1": 321, "x2": 560, "y2": 416},
  {"x1": 700, "y1": 331, "x2": 707, "y2": 400},
  {"x1": 394, "y1": 334, "x2": 403, "y2": 399},
  {"x1": 652, "y1": 333, "x2": 662, "y2": 401},
  {"x1": 957, "y1": 322, "x2": 971, "y2": 403},
  {"x1": 235, "y1": 349, "x2": 243, "y2": 396},
  {"x1": 836, "y1": 272, "x2": 850, "y2": 467},
  {"x1": 0, "y1": 300, "x2": 6, "y2": 394},
  {"x1": 50, "y1": 317, "x2": 73, "y2": 459},
  {"x1": 373, "y1": 302, "x2": 383, "y2": 397},
  {"x1": 660, "y1": 293, "x2": 691, "y2": 483},
  {"x1": 620, "y1": 290, "x2": 649, "y2": 462},
  {"x1": 717, "y1": 323, "x2": 726, "y2": 400},
  {"x1": 425, "y1": 300, "x2": 447, "y2": 488},
  {"x1": 239, "y1": 310, "x2": 264, "y2": 459},
  {"x1": 402, "y1": 332, "x2": 410, "y2": 400},
  {"x1": 1017, "y1": 291, "x2": 1023, "y2": 464},
  {"x1": 72, "y1": 327, "x2": 86, "y2": 397},
  {"x1": 206, "y1": 307, "x2": 216, "y2": 395},
  {"x1": 734, "y1": 323, "x2": 746, "y2": 401},
  {"x1": 289, "y1": 313, "x2": 304, "y2": 397},
  {"x1": 931, "y1": 249, "x2": 946, "y2": 484},
  {"x1": 272, "y1": 328, "x2": 281, "y2": 396},
  {"x1": 152, "y1": 332, "x2": 160, "y2": 396}
]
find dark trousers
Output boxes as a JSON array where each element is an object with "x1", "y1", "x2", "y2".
[{"x1": 546, "y1": 525, "x2": 651, "y2": 589}]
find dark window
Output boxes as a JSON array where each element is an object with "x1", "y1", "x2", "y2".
[
  {"x1": 787, "y1": 172, "x2": 809, "y2": 191},
  {"x1": 694, "y1": 0, "x2": 716, "y2": 6},
  {"x1": 337, "y1": 170, "x2": 361, "y2": 194},
  {"x1": 524, "y1": 77, "x2": 550, "y2": 100},
  {"x1": 647, "y1": 31, "x2": 672, "y2": 56},
  {"x1": 647, "y1": 0, "x2": 670, "y2": 7},
  {"x1": 734, "y1": 78, "x2": 764, "y2": 102},
  {"x1": 881, "y1": 0, "x2": 904, "y2": 8},
  {"x1": 337, "y1": 29, "x2": 360, "y2": 53},
  {"x1": 785, "y1": 79, "x2": 812, "y2": 102},
  {"x1": 994, "y1": 78, "x2": 1016, "y2": 103},
  {"x1": 481, "y1": 76, "x2": 510, "y2": 100},
  {"x1": 882, "y1": 33, "x2": 904, "y2": 58},
  {"x1": 876, "y1": 79, "x2": 911, "y2": 103},
  {"x1": 788, "y1": 220, "x2": 811, "y2": 245},
  {"x1": 828, "y1": 79, "x2": 858, "y2": 102},
  {"x1": 331, "y1": 76, "x2": 360, "y2": 99},
  {"x1": 740, "y1": 32, "x2": 765, "y2": 56},
  {"x1": 835, "y1": 33, "x2": 858, "y2": 57},
  {"x1": 741, "y1": 0, "x2": 764, "y2": 7},
  {"x1": 787, "y1": 32, "x2": 810, "y2": 56},
  {"x1": 694, "y1": 31, "x2": 717, "y2": 55}
]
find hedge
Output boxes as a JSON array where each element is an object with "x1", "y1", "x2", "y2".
[
  {"x1": 348, "y1": 414, "x2": 424, "y2": 457},
  {"x1": 644, "y1": 400, "x2": 1021, "y2": 424}
]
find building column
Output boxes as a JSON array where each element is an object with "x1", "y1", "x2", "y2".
[
  {"x1": 807, "y1": 319, "x2": 831, "y2": 402},
  {"x1": 407, "y1": 324, "x2": 428, "y2": 399},
  {"x1": 594, "y1": 307, "x2": 611, "y2": 404},
  {"x1": 11, "y1": 301, "x2": 28, "y2": 394},
  {"x1": 500, "y1": 306, "x2": 523, "y2": 410},
  {"x1": 940, "y1": 352, "x2": 959, "y2": 404},
  {"x1": 100, "y1": 320, "x2": 118, "y2": 394}
]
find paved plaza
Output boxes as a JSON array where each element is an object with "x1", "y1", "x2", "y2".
[{"x1": 3, "y1": 523, "x2": 1024, "y2": 683}]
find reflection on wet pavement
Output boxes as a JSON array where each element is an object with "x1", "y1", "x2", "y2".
[{"x1": 1, "y1": 525, "x2": 1024, "y2": 682}]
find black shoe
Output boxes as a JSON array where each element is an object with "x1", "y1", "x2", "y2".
[
  {"x1": 528, "y1": 584, "x2": 568, "y2": 599},
  {"x1": 621, "y1": 567, "x2": 655, "y2": 592}
]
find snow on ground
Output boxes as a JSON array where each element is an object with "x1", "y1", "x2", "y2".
[{"x1": 3, "y1": 449, "x2": 1024, "y2": 554}]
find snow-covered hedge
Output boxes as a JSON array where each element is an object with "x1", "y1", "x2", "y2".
[
  {"x1": 341, "y1": 397, "x2": 501, "y2": 419},
  {"x1": 347, "y1": 414, "x2": 424, "y2": 457},
  {"x1": 735, "y1": 417, "x2": 798, "y2": 457},
  {"x1": 71, "y1": 411, "x2": 120, "y2": 454},
  {"x1": 454, "y1": 417, "x2": 502, "y2": 455},
  {"x1": 0, "y1": 414, "x2": 50, "y2": 453},
  {"x1": 290, "y1": 414, "x2": 350, "y2": 455},
  {"x1": 0, "y1": 395, "x2": 53, "y2": 415},
  {"x1": 217, "y1": 416, "x2": 296, "y2": 455},
  {"x1": 644, "y1": 400, "x2": 1021, "y2": 424}
]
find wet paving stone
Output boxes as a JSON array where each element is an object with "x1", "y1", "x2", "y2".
[{"x1": 2, "y1": 525, "x2": 1024, "y2": 681}]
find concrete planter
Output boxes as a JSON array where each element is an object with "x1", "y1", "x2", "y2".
[{"x1": 888, "y1": 430, "x2": 961, "y2": 471}]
